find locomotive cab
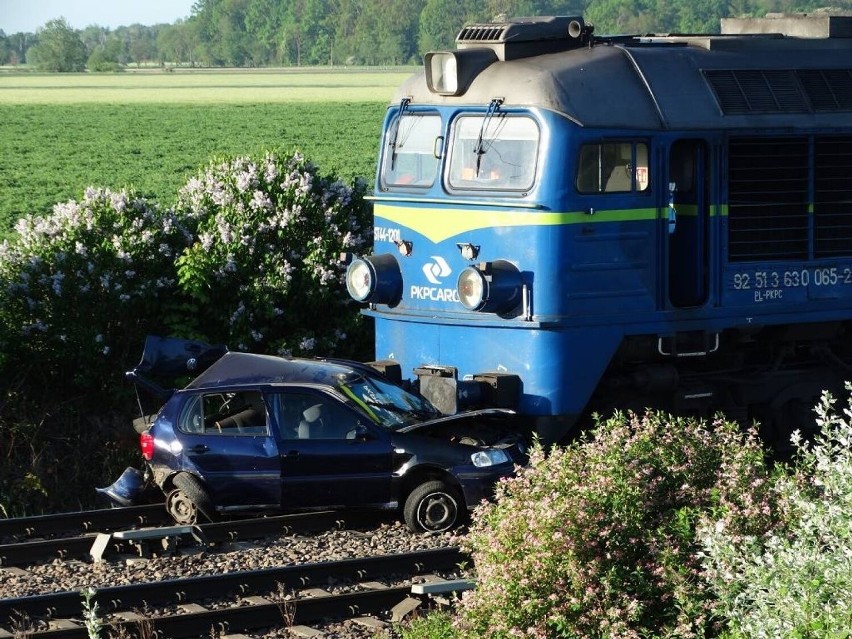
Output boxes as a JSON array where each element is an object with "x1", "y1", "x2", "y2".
[{"x1": 347, "y1": 14, "x2": 852, "y2": 450}]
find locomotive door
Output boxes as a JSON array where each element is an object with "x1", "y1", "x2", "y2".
[{"x1": 666, "y1": 139, "x2": 709, "y2": 308}]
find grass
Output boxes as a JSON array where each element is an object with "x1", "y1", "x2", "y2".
[{"x1": 0, "y1": 69, "x2": 412, "y2": 235}]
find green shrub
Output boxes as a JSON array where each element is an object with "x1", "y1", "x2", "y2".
[
  {"x1": 454, "y1": 411, "x2": 778, "y2": 639},
  {"x1": 700, "y1": 383, "x2": 852, "y2": 638},
  {"x1": 175, "y1": 151, "x2": 372, "y2": 358},
  {"x1": 0, "y1": 187, "x2": 190, "y2": 404}
]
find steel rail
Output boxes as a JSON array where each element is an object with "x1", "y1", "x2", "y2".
[
  {"x1": 9, "y1": 585, "x2": 417, "y2": 639},
  {"x1": 0, "y1": 510, "x2": 395, "y2": 567},
  {"x1": 0, "y1": 505, "x2": 169, "y2": 540},
  {"x1": 0, "y1": 547, "x2": 467, "y2": 622}
]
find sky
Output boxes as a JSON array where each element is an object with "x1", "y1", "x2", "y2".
[{"x1": 1, "y1": 0, "x2": 197, "y2": 34}]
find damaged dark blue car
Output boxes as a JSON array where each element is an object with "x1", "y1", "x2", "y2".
[{"x1": 100, "y1": 337, "x2": 527, "y2": 533}]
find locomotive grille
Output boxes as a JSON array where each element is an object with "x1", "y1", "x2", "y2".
[
  {"x1": 457, "y1": 26, "x2": 507, "y2": 43},
  {"x1": 706, "y1": 69, "x2": 852, "y2": 114},
  {"x1": 815, "y1": 136, "x2": 852, "y2": 257},
  {"x1": 728, "y1": 136, "x2": 852, "y2": 261},
  {"x1": 728, "y1": 137, "x2": 809, "y2": 261}
]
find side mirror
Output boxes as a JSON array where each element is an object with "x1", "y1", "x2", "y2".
[{"x1": 350, "y1": 423, "x2": 372, "y2": 441}]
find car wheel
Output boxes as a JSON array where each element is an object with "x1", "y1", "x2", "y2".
[
  {"x1": 403, "y1": 480, "x2": 463, "y2": 534},
  {"x1": 166, "y1": 473, "x2": 214, "y2": 525}
]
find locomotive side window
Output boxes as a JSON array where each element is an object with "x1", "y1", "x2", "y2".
[
  {"x1": 382, "y1": 113, "x2": 442, "y2": 188},
  {"x1": 576, "y1": 142, "x2": 649, "y2": 193},
  {"x1": 447, "y1": 115, "x2": 539, "y2": 192}
]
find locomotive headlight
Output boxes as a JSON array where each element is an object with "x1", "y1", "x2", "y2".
[
  {"x1": 427, "y1": 53, "x2": 458, "y2": 95},
  {"x1": 424, "y1": 49, "x2": 497, "y2": 97},
  {"x1": 345, "y1": 253, "x2": 402, "y2": 306},
  {"x1": 457, "y1": 260, "x2": 523, "y2": 314},
  {"x1": 458, "y1": 267, "x2": 486, "y2": 309}
]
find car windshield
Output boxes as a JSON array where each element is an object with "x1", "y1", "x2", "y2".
[{"x1": 338, "y1": 373, "x2": 440, "y2": 429}]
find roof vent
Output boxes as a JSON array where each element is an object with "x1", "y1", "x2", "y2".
[{"x1": 456, "y1": 16, "x2": 592, "y2": 60}]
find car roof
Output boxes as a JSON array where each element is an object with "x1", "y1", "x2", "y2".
[{"x1": 183, "y1": 352, "x2": 358, "y2": 390}]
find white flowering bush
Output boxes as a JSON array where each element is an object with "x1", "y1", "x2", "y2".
[
  {"x1": 450, "y1": 411, "x2": 777, "y2": 639},
  {"x1": 175, "y1": 151, "x2": 372, "y2": 357},
  {"x1": 0, "y1": 187, "x2": 190, "y2": 397},
  {"x1": 700, "y1": 383, "x2": 852, "y2": 638}
]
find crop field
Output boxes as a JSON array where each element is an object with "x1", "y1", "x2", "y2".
[{"x1": 0, "y1": 69, "x2": 414, "y2": 235}]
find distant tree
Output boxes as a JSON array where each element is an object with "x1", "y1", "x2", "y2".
[
  {"x1": 0, "y1": 30, "x2": 8, "y2": 65},
  {"x1": 27, "y1": 18, "x2": 87, "y2": 72},
  {"x1": 419, "y1": 0, "x2": 478, "y2": 52}
]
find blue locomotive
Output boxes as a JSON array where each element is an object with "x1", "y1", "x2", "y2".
[{"x1": 345, "y1": 14, "x2": 852, "y2": 448}]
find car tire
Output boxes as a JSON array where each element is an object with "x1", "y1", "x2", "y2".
[
  {"x1": 403, "y1": 480, "x2": 463, "y2": 534},
  {"x1": 166, "y1": 473, "x2": 214, "y2": 525}
]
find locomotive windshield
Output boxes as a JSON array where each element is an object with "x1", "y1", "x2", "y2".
[
  {"x1": 448, "y1": 115, "x2": 539, "y2": 192},
  {"x1": 381, "y1": 113, "x2": 442, "y2": 188}
]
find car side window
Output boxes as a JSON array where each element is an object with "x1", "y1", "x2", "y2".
[
  {"x1": 272, "y1": 392, "x2": 361, "y2": 440},
  {"x1": 179, "y1": 391, "x2": 268, "y2": 436}
]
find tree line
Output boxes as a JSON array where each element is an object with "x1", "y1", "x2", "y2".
[{"x1": 2, "y1": 0, "x2": 852, "y2": 70}]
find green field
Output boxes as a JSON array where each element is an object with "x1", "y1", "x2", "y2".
[{"x1": 0, "y1": 69, "x2": 414, "y2": 235}]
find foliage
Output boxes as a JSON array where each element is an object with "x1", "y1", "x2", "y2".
[
  {"x1": 174, "y1": 151, "x2": 373, "y2": 357},
  {"x1": 397, "y1": 611, "x2": 457, "y2": 639},
  {"x1": 453, "y1": 411, "x2": 778, "y2": 639},
  {"x1": 0, "y1": 187, "x2": 190, "y2": 403},
  {"x1": 26, "y1": 19, "x2": 88, "y2": 72},
  {"x1": 9, "y1": 0, "x2": 852, "y2": 71},
  {"x1": 700, "y1": 383, "x2": 852, "y2": 638}
]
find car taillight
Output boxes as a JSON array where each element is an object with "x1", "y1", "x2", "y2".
[{"x1": 139, "y1": 431, "x2": 154, "y2": 461}]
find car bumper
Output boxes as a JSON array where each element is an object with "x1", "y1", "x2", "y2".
[
  {"x1": 454, "y1": 463, "x2": 515, "y2": 509},
  {"x1": 96, "y1": 466, "x2": 160, "y2": 507}
]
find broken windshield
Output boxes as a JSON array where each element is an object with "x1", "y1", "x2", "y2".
[{"x1": 339, "y1": 373, "x2": 440, "y2": 429}]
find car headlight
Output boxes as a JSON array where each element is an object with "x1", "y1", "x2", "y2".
[{"x1": 471, "y1": 449, "x2": 510, "y2": 467}]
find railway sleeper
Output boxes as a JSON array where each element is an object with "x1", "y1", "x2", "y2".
[{"x1": 90, "y1": 525, "x2": 206, "y2": 561}]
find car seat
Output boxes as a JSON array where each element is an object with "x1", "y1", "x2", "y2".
[{"x1": 298, "y1": 404, "x2": 324, "y2": 439}]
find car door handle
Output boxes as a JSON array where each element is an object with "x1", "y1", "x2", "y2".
[
  {"x1": 282, "y1": 450, "x2": 299, "y2": 459},
  {"x1": 189, "y1": 444, "x2": 209, "y2": 454}
]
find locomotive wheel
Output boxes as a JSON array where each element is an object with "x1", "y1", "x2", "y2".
[
  {"x1": 166, "y1": 473, "x2": 214, "y2": 525},
  {"x1": 403, "y1": 480, "x2": 463, "y2": 533}
]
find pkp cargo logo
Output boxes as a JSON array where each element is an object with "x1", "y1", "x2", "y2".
[{"x1": 422, "y1": 256, "x2": 452, "y2": 284}]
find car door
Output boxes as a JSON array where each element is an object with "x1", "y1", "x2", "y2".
[
  {"x1": 177, "y1": 389, "x2": 281, "y2": 510},
  {"x1": 270, "y1": 390, "x2": 394, "y2": 509}
]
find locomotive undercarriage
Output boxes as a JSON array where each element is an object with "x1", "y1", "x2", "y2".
[{"x1": 588, "y1": 321, "x2": 852, "y2": 455}]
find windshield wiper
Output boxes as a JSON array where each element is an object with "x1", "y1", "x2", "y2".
[
  {"x1": 474, "y1": 97, "x2": 503, "y2": 177},
  {"x1": 390, "y1": 97, "x2": 411, "y2": 170}
]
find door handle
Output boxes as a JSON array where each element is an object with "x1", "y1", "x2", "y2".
[
  {"x1": 189, "y1": 444, "x2": 209, "y2": 454},
  {"x1": 282, "y1": 450, "x2": 299, "y2": 459}
]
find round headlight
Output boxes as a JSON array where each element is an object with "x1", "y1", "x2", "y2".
[
  {"x1": 458, "y1": 267, "x2": 486, "y2": 310},
  {"x1": 346, "y1": 258, "x2": 374, "y2": 302},
  {"x1": 345, "y1": 254, "x2": 403, "y2": 306},
  {"x1": 456, "y1": 260, "x2": 523, "y2": 314}
]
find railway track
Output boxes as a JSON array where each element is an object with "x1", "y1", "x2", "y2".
[
  {"x1": 1, "y1": 548, "x2": 468, "y2": 639},
  {"x1": 0, "y1": 507, "x2": 395, "y2": 567}
]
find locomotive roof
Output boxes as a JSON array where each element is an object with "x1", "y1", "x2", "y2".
[{"x1": 398, "y1": 16, "x2": 852, "y2": 130}]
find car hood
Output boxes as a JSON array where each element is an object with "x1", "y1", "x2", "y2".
[{"x1": 397, "y1": 408, "x2": 515, "y2": 434}]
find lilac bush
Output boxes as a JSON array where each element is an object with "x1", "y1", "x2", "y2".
[
  {"x1": 0, "y1": 187, "x2": 190, "y2": 396},
  {"x1": 453, "y1": 411, "x2": 778, "y2": 639},
  {"x1": 174, "y1": 151, "x2": 372, "y2": 357}
]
